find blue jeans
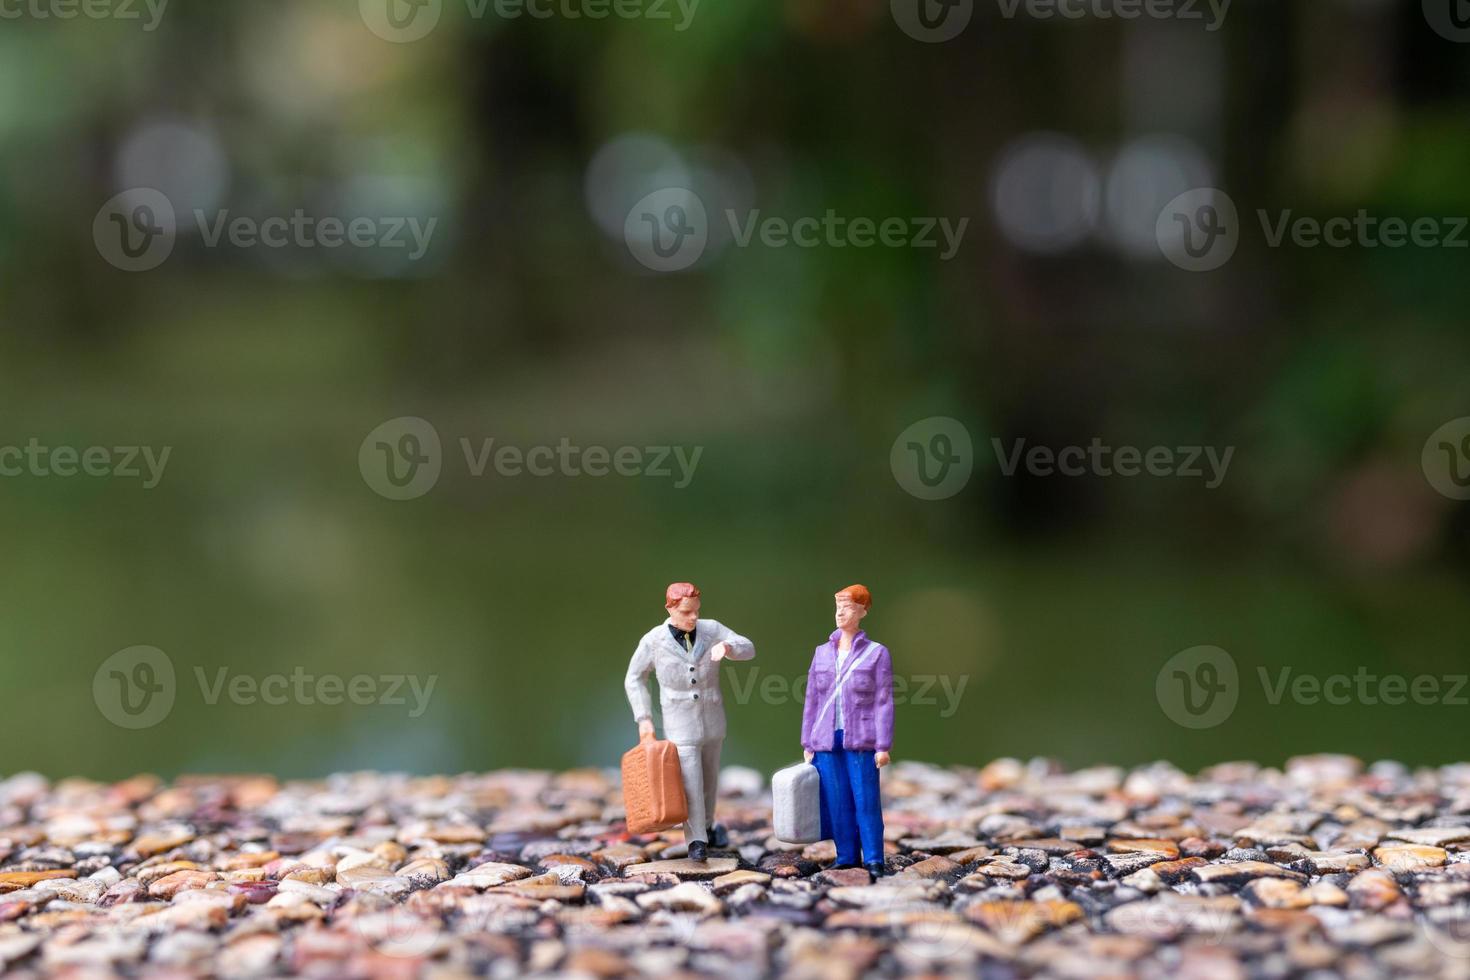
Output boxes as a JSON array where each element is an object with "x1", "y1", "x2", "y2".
[{"x1": 812, "y1": 729, "x2": 884, "y2": 865}]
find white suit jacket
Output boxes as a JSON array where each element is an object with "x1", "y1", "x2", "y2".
[{"x1": 625, "y1": 617, "x2": 755, "y2": 745}]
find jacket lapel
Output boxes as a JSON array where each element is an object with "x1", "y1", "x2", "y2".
[
  {"x1": 657, "y1": 618, "x2": 700, "y2": 662},
  {"x1": 688, "y1": 623, "x2": 709, "y2": 662}
]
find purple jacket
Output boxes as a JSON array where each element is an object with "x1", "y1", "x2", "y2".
[{"x1": 800, "y1": 630, "x2": 894, "y2": 752}]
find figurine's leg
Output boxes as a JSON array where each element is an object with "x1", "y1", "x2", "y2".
[
  {"x1": 844, "y1": 744, "x2": 885, "y2": 867},
  {"x1": 812, "y1": 748, "x2": 838, "y2": 842},
  {"x1": 701, "y1": 740, "x2": 721, "y2": 838},
  {"x1": 676, "y1": 742, "x2": 708, "y2": 844},
  {"x1": 827, "y1": 730, "x2": 861, "y2": 865}
]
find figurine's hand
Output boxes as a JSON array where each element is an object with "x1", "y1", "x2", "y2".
[
  {"x1": 638, "y1": 719, "x2": 655, "y2": 740},
  {"x1": 875, "y1": 751, "x2": 891, "y2": 768},
  {"x1": 710, "y1": 642, "x2": 729, "y2": 662},
  {"x1": 803, "y1": 750, "x2": 814, "y2": 763}
]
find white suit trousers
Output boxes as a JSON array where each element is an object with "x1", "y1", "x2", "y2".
[{"x1": 675, "y1": 740, "x2": 722, "y2": 844}]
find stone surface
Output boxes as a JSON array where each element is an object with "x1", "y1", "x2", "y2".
[
  {"x1": 1373, "y1": 845, "x2": 1448, "y2": 871},
  {"x1": 622, "y1": 857, "x2": 738, "y2": 878},
  {"x1": 1, "y1": 760, "x2": 1468, "y2": 976}
]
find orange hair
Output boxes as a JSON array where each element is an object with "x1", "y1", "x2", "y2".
[
  {"x1": 835, "y1": 584, "x2": 871, "y2": 609},
  {"x1": 665, "y1": 582, "x2": 701, "y2": 608}
]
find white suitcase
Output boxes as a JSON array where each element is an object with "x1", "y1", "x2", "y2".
[{"x1": 772, "y1": 762, "x2": 822, "y2": 844}]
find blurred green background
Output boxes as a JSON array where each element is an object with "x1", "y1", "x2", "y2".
[{"x1": 1, "y1": 0, "x2": 1468, "y2": 781}]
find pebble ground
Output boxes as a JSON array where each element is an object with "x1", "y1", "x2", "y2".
[{"x1": 3, "y1": 755, "x2": 1470, "y2": 977}]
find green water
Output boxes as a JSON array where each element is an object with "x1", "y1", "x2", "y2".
[{"x1": 2, "y1": 308, "x2": 1466, "y2": 780}]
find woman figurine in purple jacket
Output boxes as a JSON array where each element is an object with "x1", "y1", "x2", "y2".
[{"x1": 801, "y1": 584, "x2": 894, "y2": 878}]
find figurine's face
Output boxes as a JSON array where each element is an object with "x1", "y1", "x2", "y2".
[
  {"x1": 668, "y1": 596, "x2": 701, "y2": 631},
  {"x1": 834, "y1": 596, "x2": 868, "y2": 631}
]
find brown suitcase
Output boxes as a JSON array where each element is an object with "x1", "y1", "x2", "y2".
[{"x1": 621, "y1": 732, "x2": 688, "y2": 833}]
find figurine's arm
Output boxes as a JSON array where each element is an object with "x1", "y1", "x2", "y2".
[
  {"x1": 874, "y1": 645, "x2": 894, "y2": 755},
  {"x1": 624, "y1": 638, "x2": 656, "y2": 726},
  {"x1": 709, "y1": 620, "x2": 755, "y2": 661}
]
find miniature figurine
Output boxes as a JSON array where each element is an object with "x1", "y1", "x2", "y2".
[
  {"x1": 625, "y1": 583, "x2": 755, "y2": 861},
  {"x1": 801, "y1": 584, "x2": 893, "y2": 878}
]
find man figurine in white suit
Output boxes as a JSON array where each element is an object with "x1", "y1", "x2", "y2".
[{"x1": 625, "y1": 582, "x2": 755, "y2": 861}]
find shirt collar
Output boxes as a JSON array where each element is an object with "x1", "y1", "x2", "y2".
[
  {"x1": 830, "y1": 629, "x2": 867, "y2": 648},
  {"x1": 665, "y1": 617, "x2": 699, "y2": 652}
]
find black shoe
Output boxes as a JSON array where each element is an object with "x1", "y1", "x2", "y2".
[
  {"x1": 688, "y1": 841, "x2": 708, "y2": 862},
  {"x1": 866, "y1": 862, "x2": 885, "y2": 878},
  {"x1": 707, "y1": 824, "x2": 729, "y2": 848}
]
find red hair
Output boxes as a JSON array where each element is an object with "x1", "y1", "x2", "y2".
[
  {"x1": 665, "y1": 582, "x2": 701, "y2": 608},
  {"x1": 835, "y1": 584, "x2": 871, "y2": 609}
]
